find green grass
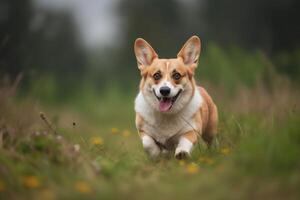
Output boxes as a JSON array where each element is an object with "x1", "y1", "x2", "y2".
[{"x1": 0, "y1": 83, "x2": 300, "y2": 200}]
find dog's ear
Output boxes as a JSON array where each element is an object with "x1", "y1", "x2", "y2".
[
  {"x1": 134, "y1": 38, "x2": 158, "y2": 70},
  {"x1": 177, "y1": 36, "x2": 201, "y2": 66}
]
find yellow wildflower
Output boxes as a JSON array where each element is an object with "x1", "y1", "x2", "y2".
[
  {"x1": 74, "y1": 181, "x2": 92, "y2": 194},
  {"x1": 199, "y1": 156, "x2": 215, "y2": 165},
  {"x1": 122, "y1": 130, "x2": 131, "y2": 137},
  {"x1": 199, "y1": 157, "x2": 206, "y2": 162},
  {"x1": 220, "y1": 147, "x2": 231, "y2": 155},
  {"x1": 178, "y1": 160, "x2": 186, "y2": 166},
  {"x1": 0, "y1": 180, "x2": 5, "y2": 192},
  {"x1": 90, "y1": 136, "x2": 103, "y2": 145},
  {"x1": 111, "y1": 128, "x2": 119, "y2": 134},
  {"x1": 22, "y1": 176, "x2": 40, "y2": 189},
  {"x1": 186, "y1": 163, "x2": 200, "y2": 174}
]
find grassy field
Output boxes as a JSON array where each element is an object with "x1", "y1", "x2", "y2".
[{"x1": 0, "y1": 78, "x2": 300, "y2": 200}]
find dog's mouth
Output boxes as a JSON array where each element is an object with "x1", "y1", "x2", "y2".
[{"x1": 153, "y1": 89, "x2": 182, "y2": 112}]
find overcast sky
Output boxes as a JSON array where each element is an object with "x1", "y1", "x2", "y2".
[
  {"x1": 34, "y1": 0, "x2": 122, "y2": 48},
  {"x1": 34, "y1": 0, "x2": 196, "y2": 48}
]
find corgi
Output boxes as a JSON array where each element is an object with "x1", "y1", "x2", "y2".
[{"x1": 134, "y1": 36, "x2": 218, "y2": 160}]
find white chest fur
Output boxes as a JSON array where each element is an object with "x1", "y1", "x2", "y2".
[{"x1": 135, "y1": 89, "x2": 203, "y2": 144}]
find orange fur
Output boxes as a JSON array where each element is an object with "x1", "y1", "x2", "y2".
[
  {"x1": 181, "y1": 131, "x2": 198, "y2": 144},
  {"x1": 198, "y1": 87, "x2": 218, "y2": 145},
  {"x1": 134, "y1": 36, "x2": 218, "y2": 159}
]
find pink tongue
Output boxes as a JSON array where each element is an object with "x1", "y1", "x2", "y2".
[{"x1": 159, "y1": 99, "x2": 172, "y2": 112}]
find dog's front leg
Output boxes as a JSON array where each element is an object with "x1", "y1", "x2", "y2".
[
  {"x1": 175, "y1": 131, "x2": 197, "y2": 160},
  {"x1": 141, "y1": 134, "x2": 161, "y2": 159}
]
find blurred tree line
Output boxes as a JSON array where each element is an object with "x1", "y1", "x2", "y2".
[
  {"x1": 0, "y1": 0, "x2": 86, "y2": 99},
  {"x1": 0, "y1": 0, "x2": 299, "y2": 100},
  {"x1": 118, "y1": 0, "x2": 300, "y2": 86}
]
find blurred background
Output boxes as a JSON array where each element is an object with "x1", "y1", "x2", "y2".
[
  {"x1": 1, "y1": 0, "x2": 299, "y2": 102},
  {"x1": 0, "y1": 1, "x2": 300, "y2": 199}
]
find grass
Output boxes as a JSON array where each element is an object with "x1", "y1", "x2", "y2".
[{"x1": 0, "y1": 77, "x2": 300, "y2": 200}]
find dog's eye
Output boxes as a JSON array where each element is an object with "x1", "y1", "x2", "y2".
[
  {"x1": 172, "y1": 72, "x2": 182, "y2": 80},
  {"x1": 153, "y1": 72, "x2": 162, "y2": 80}
]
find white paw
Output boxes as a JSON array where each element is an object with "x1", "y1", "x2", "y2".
[
  {"x1": 175, "y1": 137, "x2": 193, "y2": 159},
  {"x1": 174, "y1": 149, "x2": 190, "y2": 160},
  {"x1": 142, "y1": 135, "x2": 160, "y2": 158}
]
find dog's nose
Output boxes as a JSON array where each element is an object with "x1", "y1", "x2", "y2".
[{"x1": 160, "y1": 86, "x2": 171, "y2": 96}]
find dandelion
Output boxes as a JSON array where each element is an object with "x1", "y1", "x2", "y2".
[
  {"x1": 220, "y1": 147, "x2": 231, "y2": 155},
  {"x1": 178, "y1": 160, "x2": 186, "y2": 166},
  {"x1": 0, "y1": 180, "x2": 5, "y2": 192},
  {"x1": 122, "y1": 130, "x2": 131, "y2": 137},
  {"x1": 186, "y1": 163, "x2": 200, "y2": 174},
  {"x1": 111, "y1": 128, "x2": 119, "y2": 134},
  {"x1": 90, "y1": 136, "x2": 103, "y2": 145},
  {"x1": 199, "y1": 156, "x2": 215, "y2": 165},
  {"x1": 206, "y1": 158, "x2": 215, "y2": 165},
  {"x1": 22, "y1": 176, "x2": 40, "y2": 189},
  {"x1": 74, "y1": 181, "x2": 92, "y2": 194}
]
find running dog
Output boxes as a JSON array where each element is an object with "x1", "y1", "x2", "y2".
[{"x1": 134, "y1": 36, "x2": 218, "y2": 159}]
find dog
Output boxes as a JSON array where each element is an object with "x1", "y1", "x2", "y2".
[{"x1": 134, "y1": 36, "x2": 218, "y2": 160}]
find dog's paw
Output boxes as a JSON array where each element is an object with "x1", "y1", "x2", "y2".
[
  {"x1": 142, "y1": 135, "x2": 160, "y2": 159},
  {"x1": 175, "y1": 149, "x2": 190, "y2": 160},
  {"x1": 145, "y1": 145, "x2": 160, "y2": 158}
]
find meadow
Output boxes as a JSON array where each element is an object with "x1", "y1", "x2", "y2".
[{"x1": 0, "y1": 48, "x2": 299, "y2": 200}]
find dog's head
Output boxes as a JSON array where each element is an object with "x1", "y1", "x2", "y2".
[{"x1": 134, "y1": 36, "x2": 201, "y2": 114}]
